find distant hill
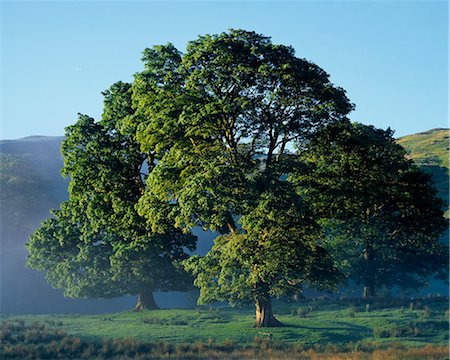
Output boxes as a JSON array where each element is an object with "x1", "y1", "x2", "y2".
[
  {"x1": 0, "y1": 136, "x2": 139, "y2": 313},
  {"x1": 397, "y1": 128, "x2": 449, "y2": 168},
  {"x1": 0, "y1": 136, "x2": 67, "y2": 248}
]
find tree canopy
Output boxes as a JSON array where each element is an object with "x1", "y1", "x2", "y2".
[
  {"x1": 128, "y1": 29, "x2": 352, "y2": 326},
  {"x1": 27, "y1": 83, "x2": 196, "y2": 310},
  {"x1": 293, "y1": 121, "x2": 448, "y2": 297}
]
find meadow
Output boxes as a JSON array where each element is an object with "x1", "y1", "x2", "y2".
[{"x1": 1, "y1": 297, "x2": 448, "y2": 359}]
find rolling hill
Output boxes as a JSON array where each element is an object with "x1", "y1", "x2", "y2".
[{"x1": 397, "y1": 128, "x2": 449, "y2": 168}]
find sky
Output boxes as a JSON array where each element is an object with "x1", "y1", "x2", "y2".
[{"x1": 1, "y1": 0, "x2": 448, "y2": 140}]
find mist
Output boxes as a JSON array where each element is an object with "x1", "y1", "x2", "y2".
[{"x1": 0, "y1": 136, "x2": 218, "y2": 314}]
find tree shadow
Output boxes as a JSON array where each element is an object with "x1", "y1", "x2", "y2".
[{"x1": 281, "y1": 320, "x2": 372, "y2": 343}]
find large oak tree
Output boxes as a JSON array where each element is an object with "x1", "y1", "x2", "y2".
[{"x1": 131, "y1": 30, "x2": 352, "y2": 326}]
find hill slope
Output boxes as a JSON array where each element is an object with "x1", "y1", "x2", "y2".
[
  {"x1": 397, "y1": 128, "x2": 449, "y2": 168},
  {"x1": 0, "y1": 137, "x2": 139, "y2": 313}
]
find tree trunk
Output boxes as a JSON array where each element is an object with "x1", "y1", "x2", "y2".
[
  {"x1": 363, "y1": 246, "x2": 376, "y2": 299},
  {"x1": 363, "y1": 284, "x2": 375, "y2": 299},
  {"x1": 225, "y1": 212, "x2": 238, "y2": 235},
  {"x1": 134, "y1": 288, "x2": 158, "y2": 311},
  {"x1": 254, "y1": 296, "x2": 283, "y2": 327}
]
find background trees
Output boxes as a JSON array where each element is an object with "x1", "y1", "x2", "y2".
[{"x1": 294, "y1": 121, "x2": 448, "y2": 298}]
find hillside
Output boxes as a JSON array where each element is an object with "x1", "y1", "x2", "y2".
[
  {"x1": 0, "y1": 136, "x2": 138, "y2": 314},
  {"x1": 397, "y1": 128, "x2": 449, "y2": 168}
]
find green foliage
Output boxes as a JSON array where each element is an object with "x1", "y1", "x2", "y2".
[
  {"x1": 294, "y1": 121, "x2": 448, "y2": 295},
  {"x1": 128, "y1": 29, "x2": 352, "y2": 318},
  {"x1": 25, "y1": 28, "x2": 447, "y2": 319},
  {"x1": 185, "y1": 192, "x2": 340, "y2": 306},
  {"x1": 27, "y1": 82, "x2": 196, "y2": 301}
]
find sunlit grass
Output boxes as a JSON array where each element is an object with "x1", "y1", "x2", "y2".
[{"x1": 2, "y1": 297, "x2": 448, "y2": 348}]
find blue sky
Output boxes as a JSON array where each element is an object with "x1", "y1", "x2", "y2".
[{"x1": 1, "y1": 1, "x2": 448, "y2": 139}]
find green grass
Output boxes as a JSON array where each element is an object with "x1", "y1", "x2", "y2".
[{"x1": 2, "y1": 298, "x2": 448, "y2": 348}]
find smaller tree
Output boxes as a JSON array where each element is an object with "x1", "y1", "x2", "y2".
[
  {"x1": 294, "y1": 121, "x2": 448, "y2": 298},
  {"x1": 27, "y1": 83, "x2": 196, "y2": 310}
]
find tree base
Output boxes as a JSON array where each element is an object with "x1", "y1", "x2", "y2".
[
  {"x1": 254, "y1": 298, "x2": 284, "y2": 327},
  {"x1": 133, "y1": 290, "x2": 159, "y2": 311},
  {"x1": 253, "y1": 316, "x2": 284, "y2": 328},
  {"x1": 133, "y1": 303, "x2": 159, "y2": 312}
]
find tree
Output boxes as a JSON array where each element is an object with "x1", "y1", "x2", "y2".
[
  {"x1": 27, "y1": 83, "x2": 196, "y2": 310},
  {"x1": 293, "y1": 121, "x2": 448, "y2": 298},
  {"x1": 131, "y1": 30, "x2": 353, "y2": 326}
]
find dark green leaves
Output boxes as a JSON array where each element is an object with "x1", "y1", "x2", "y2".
[{"x1": 294, "y1": 121, "x2": 448, "y2": 294}]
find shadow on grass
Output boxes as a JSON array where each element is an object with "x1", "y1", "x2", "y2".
[{"x1": 280, "y1": 320, "x2": 372, "y2": 344}]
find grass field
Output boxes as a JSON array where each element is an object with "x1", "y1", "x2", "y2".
[{"x1": 1, "y1": 297, "x2": 448, "y2": 358}]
